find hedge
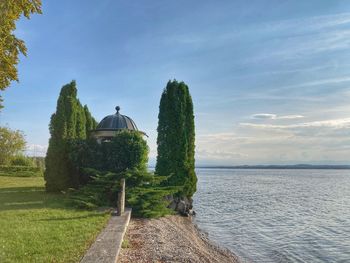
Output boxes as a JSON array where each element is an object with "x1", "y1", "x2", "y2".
[{"x1": 0, "y1": 165, "x2": 43, "y2": 177}]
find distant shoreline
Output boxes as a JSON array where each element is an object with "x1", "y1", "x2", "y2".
[
  {"x1": 195, "y1": 164, "x2": 350, "y2": 170},
  {"x1": 149, "y1": 165, "x2": 350, "y2": 170}
]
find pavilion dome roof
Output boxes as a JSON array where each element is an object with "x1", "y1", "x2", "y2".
[{"x1": 96, "y1": 106, "x2": 139, "y2": 132}]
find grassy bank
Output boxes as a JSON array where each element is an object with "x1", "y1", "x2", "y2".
[{"x1": 0, "y1": 176, "x2": 110, "y2": 263}]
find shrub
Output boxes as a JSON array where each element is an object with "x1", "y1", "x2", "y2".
[
  {"x1": 101, "y1": 131, "x2": 149, "y2": 172},
  {"x1": 0, "y1": 127, "x2": 26, "y2": 165},
  {"x1": 69, "y1": 131, "x2": 149, "y2": 186},
  {"x1": 67, "y1": 123, "x2": 170, "y2": 218},
  {"x1": 0, "y1": 165, "x2": 43, "y2": 177},
  {"x1": 10, "y1": 155, "x2": 34, "y2": 166},
  {"x1": 31, "y1": 157, "x2": 45, "y2": 171},
  {"x1": 68, "y1": 169, "x2": 177, "y2": 218}
]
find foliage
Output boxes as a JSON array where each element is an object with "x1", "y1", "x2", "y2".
[
  {"x1": 69, "y1": 168, "x2": 177, "y2": 218},
  {"x1": 0, "y1": 0, "x2": 42, "y2": 109},
  {"x1": 125, "y1": 169, "x2": 178, "y2": 218},
  {"x1": 155, "y1": 80, "x2": 197, "y2": 198},
  {"x1": 0, "y1": 126, "x2": 26, "y2": 165},
  {"x1": 0, "y1": 176, "x2": 110, "y2": 263},
  {"x1": 68, "y1": 169, "x2": 121, "y2": 209},
  {"x1": 30, "y1": 156, "x2": 45, "y2": 171},
  {"x1": 0, "y1": 165, "x2": 42, "y2": 177},
  {"x1": 121, "y1": 239, "x2": 130, "y2": 248},
  {"x1": 127, "y1": 185, "x2": 177, "y2": 218},
  {"x1": 45, "y1": 81, "x2": 95, "y2": 192},
  {"x1": 68, "y1": 131, "x2": 175, "y2": 217},
  {"x1": 84, "y1": 105, "x2": 97, "y2": 135},
  {"x1": 68, "y1": 131, "x2": 149, "y2": 185},
  {"x1": 101, "y1": 131, "x2": 149, "y2": 172},
  {"x1": 10, "y1": 154, "x2": 34, "y2": 166}
]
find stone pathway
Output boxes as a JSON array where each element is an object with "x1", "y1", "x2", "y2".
[{"x1": 81, "y1": 208, "x2": 131, "y2": 263}]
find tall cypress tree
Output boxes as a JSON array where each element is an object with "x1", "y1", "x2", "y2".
[
  {"x1": 76, "y1": 100, "x2": 86, "y2": 139},
  {"x1": 84, "y1": 105, "x2": 97, "y2": 136},
  {"x1": 155, "y1": 80, "x2": 197, "y2": 198},
  {"x1": 45, "y1": 81, "x2": 93, "y2": 191}
]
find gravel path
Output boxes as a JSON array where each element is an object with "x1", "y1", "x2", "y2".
[{"x1": 118, "y1": 215, "x2": 240, "y2": 263}]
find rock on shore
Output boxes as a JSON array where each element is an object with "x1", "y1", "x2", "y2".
[{"x1": 118, "y1": 215, "x2": 240, "y2": 263}]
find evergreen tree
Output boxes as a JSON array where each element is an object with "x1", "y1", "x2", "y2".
[
  {"x1": 84, "y1": 105, "x2": 97, "y2": 136},
  {"x1": 45, "y1": 81, "x2": 93, "y2": 191},
  {"x1": 76, "y1": 100, "x2": 86, "y2": 139},
  {"x1": 155, "y1": 80, "x2": 197, "y2": 198}
]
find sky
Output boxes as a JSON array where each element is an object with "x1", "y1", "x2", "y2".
[{"x1": 1, "y1": 0, "x2": 350, "y2": 165}]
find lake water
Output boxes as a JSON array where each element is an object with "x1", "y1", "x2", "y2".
[{"x1": 193, "y1": 169, "x2": 350, "y2": 263}]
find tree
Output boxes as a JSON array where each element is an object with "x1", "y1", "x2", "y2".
[
  {"x1": 45, "y1": 81, "x2": 94, "y2": 191},
  {"x1": 0, "y1": 126, "x2": 26, "y2": 165},
  {"x1": 102, "y1": 131, "x2": 149, "y2": 173},
  {"x1": 155, "y1": 80, "x2": 197, "y2": 199},
  {"x1": 84, "y1": 105, "x2": 97, "y2": 136},
  {"x1": 69, "y1": 130, "x2": 149, "y2": 180},
  {"x1": 0, "y1": 0, "x2": 42, "y2": 109}
]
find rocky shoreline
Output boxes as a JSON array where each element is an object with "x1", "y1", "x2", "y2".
[{"x1": 118, "y1": 215, "x2": 240, "y2": 263}]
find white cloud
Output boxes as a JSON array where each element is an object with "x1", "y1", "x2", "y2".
[
  {"x1": 251, "y1": 113, "x2": 304, "y2": 120},
  {"x1": 25, "y1": 144, "x2": 47, "y2": 157},
  {"x1": 273, "y1": 76, "x2": 350, "y2": 93},
  {"x1": 263, "y1": 12, "x2": 350, "y2": 33},
  {"x1": 251, "y1": 113, "x2": 277, "y2": 119},
  {"x1": 241, "y1": 118, "x2": 350, "y2": 130},
  {"x1": 194, "y1": 117, "x2": 350, "y2": 165}
]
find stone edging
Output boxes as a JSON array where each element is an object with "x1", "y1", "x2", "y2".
[{"x1": 80, "y1": 208, "x2": 132, "y2": 263}]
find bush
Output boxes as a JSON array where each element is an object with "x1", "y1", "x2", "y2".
[
  {"x1": 68, "y1": 131, "x2": 173, "y2": 218},
  {"x1": 0, "y1": 127, "x2": 26, "y2": 165},
  {"x1": 68, "y1": 169, "x2": 178, "y2": 218},
  {"x1": 10, "y1": 155, "x2": 34, "y2": 167},
  {"x1": 69, "y1": 131, "x2": 149, "y2": 186},
  {"x1": 0, "y1": 165, "x2": 43, "y2": 177},
  {"x1": 31, "y1": 157, "x2": 45, "y2": 171}
]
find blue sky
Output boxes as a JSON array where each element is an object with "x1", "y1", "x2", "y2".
[{"x1": 1, "y1": 0, "x2": 350, "y2": 165}]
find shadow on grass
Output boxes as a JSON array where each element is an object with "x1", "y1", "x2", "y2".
[
  {"x1": 36, "y1": 213, "x2": 107, "y2": 221},
  {"x1": 0, "y1": 186, "x2": 68, "y2": 212},
  {"x1": 0, "y1": 185, "x2": 109, "y2": 223}
]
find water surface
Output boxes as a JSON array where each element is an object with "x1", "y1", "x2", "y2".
[{"x1": 193, "y1": 169, "x2": 350, "y2": 262}]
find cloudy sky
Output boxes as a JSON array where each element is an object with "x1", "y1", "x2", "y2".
[{"x1": 1, "y1": 0, "x2": 350, "y2": 165}]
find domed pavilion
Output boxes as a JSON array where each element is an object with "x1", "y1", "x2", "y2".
[{"x1": 91, "y1": 106, "x2": 147, "y2": 143}]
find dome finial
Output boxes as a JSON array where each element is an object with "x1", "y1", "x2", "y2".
[{"x1": 115, "y1": 106, "x2": 120, "y2": 114}]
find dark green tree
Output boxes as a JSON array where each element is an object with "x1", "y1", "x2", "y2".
[
  {"x1": 155, "y1": 80, "x2": 197, "y2": 198},
  {"x1": 75, "y1": 100, "x2": 86, "y2": 139},
  {"x1": 84, "y1": 105, "x2": 97, "y2": 136},
  {"x1": 45, "y1": 81, "x2": 94, "y2": 191}
]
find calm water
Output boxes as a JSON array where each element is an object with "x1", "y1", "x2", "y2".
[{"x1": 193, "y1": 169, "x2": 350, "y2": 263}]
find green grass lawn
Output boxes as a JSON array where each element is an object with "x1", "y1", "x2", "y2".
[{"x1": 0, "y1": 176, "x2": 110, "y2": 263}]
